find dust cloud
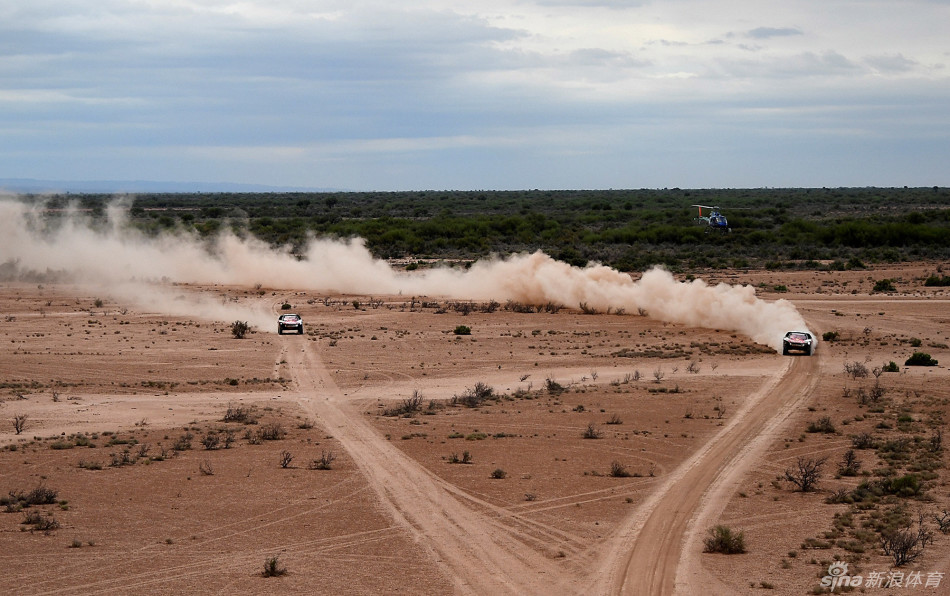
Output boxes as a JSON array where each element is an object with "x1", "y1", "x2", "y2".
[{"x1": 0, "y1": 198, "x2": 809, "y2": 351}]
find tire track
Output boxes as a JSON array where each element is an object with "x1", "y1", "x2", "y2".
[
  {"x1": 579, "y1": 354, "x2": 820, "y2": 595},
  {"x1": 288, "y1": 341, "x2": 569, "y2": 595}
]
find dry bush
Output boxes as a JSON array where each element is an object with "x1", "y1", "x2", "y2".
[
  {"x1": 383, "y1": 390, "x2": 424, "y2": 416},
  {"x1": 844, "y1": 361, "x2": 869, "y2": 379},
  {"x1": 785, "y1": 456, "x2": 827, "y2": 492},
  {"x1": 309, "y1": 450, "x2": 336, "y2": 470},
  {"x1": 582, "y1": 422, "x2": 602, "y2": 439},
  {"x1": 12, "y1": 413, "x2": 28, "y2": 435},
  {"x1": 881, "y1": 515, "x2": 933, "y2": 567},
  {"x1": 838, "y1": 449, "x2": 861, "y2": 476},
  {"x1": 262, "y1": 555, "x2": 287, "y2": 578},
  {"x1": 222, "y1": 402, "x2": 256, "y2": 424},
  {"x1": 257, "y1": 423, "x2": 285, "y2": 441},
  {"x1": 279, "y1": 451, "x2": 294, "y2": 469},
  {"x1": 609, "y1": 461, "x2": 632, "y2": 478}
]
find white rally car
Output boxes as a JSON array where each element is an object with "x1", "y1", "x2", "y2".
[
  {"x1": 277, "y1": 314, "x2": 304, "y2": 335},
  {"x1": 782, "y1": 331, "x2": 815, "y2": 355}
]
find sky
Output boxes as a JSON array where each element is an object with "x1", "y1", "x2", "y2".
[{"x1": 1, "y1": 0, "x2": 948, "y2": 191}]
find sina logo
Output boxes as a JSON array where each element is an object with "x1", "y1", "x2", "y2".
[{"x1": 820, "y1": 561, "x2": 862, "y2": 591}]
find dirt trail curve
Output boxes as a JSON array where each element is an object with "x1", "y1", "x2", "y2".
[
  {"x1": 586, "y1": 353, "x2": 820, "y2": 595},
  {"x1": 287, "y1": 340, "x2": 571, "y2": 595}
]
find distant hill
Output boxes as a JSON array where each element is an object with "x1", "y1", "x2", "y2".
[{"x1": 0, "y1": 178, "x2": 341, "y2": 194}]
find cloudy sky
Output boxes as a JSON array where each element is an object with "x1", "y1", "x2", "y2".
[{"x1": 1, "y1": 0, "x2": 948, "y2": 191}]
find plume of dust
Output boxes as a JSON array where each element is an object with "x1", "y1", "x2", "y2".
[{"x1": 0, "y1": 198, "x2": 810, "y2": 350}]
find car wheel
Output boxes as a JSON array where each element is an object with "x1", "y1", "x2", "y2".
[
  {"x1": 278, "y1": 328, "x2": 282, "y2": 335},
  {"x1": 298, "y1": 327, "x2": 304, "y2": 335},
  {"x1": 782, "y1": 346, "x2": 789, "y2": 355}
]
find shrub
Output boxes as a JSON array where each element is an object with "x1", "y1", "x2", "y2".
[
  {"x1": 703, "y1": 525, "x2": 746, "y2": 554},
  {"x1": 785, "y1": 456, "x2": 827, "y2": 492},
  {"x1": 905, "y1": 352, "x2": 938, "y2": 366},
  {"x1": 544, "y1": 378, "x2": 565, "y2": 396},
  {"x1": 453, "y1": 325, "x2": 471, "y2": 336},
  {"x1": 447, "y1": 451, "x2": 473, "y2": 464},
  {"x1": 609, "y1": 461, "x2": 632, "y2": 478},
  {"x1": 383, "y1": 390, "x2": 424, "y2": 416},
  {"x1": 262, "y1": 555, "x2": 287, "y2": 577},
  {"x1": 807, "y1": 416, "x2": 836, "y2": 434},
  {"x1": 258, "y1": 423, "x2": 285, "y2": 441},
  {"x1": 279, "y1": 451, "x2": 294, "y2": 468},
  {"x1": 872, "y1": 279, "x2": 896, "y2": 292},
  {"x1": 490, "y1": 468, "x2": 507, "y2": 479},
  {"x1": 280, "y1": 303, "x2": 292, "y2": 310},
  {"x1": 822, "y1": 331, "x2": 839, "y2": 342},
  {"x1": 173, "y1": 433, "x2": 193, "y2": 451},
  {"x1": 201, "y1": 432, "x2": 221, "y2": 450},
  {"x1": 881, "y1": 516, "x2": 933, "y2": 567},
  {"x1": 882, "y1": 361, "x2": 900, "y2": 372},
  {"x1": 22, "y1": 511, "x2": 60, "y2": 534},
  {"x1": 839, "y1": 449, "x2": 861, "y2": 476},
  {"x1": 582, "y1": 422, "x2": 602, "y2": 439},
  {"x1": 924, "y1": 274, "x2": 950, "y2": 287},
  {"x1": 309, "y1": 450, "x2": 335, "y2": 470},
  {"x1": 12, "y1": 413, "x2": 28, "y2": 435},
  {"x1": 451, "y1": 383, "x2": 494, "y2": 408},
  {"x1": 844, "y1": 361, "x2": 868, "y2": 379},
  {"x1": 230, "y1": 320, "x2": 250, "y2": 339},
  {"x1": 222, "y1": 402, "x2": 256, "y2": 424}
]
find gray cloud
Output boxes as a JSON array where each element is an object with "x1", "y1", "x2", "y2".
[
  {"x1": 864, "y1": 53, "x2": 919, "y2": 73},
  {"x1": 747, "y1": 26, "x2": 804, "y2": 39}
]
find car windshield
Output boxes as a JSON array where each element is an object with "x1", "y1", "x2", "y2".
[
  {"x1": 788, "y1": 333, "x2": 809, "y2": 341},
  {"x1": 281, "y1": 315, "x2": 299, "y2": 321}
]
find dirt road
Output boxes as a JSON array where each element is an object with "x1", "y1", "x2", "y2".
[
  {"x1": 587, "y1": 354, "x2": 820, "y2": 595},
  {"x1": 287, "y1": 339, "x2": 572, "y2": 595}
]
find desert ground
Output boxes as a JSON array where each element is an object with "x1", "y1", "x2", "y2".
[{"x1": 1, "y1": 263, "x2": 948, "y2": 595}]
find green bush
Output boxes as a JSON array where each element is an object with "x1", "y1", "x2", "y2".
[
  {"x1": 703, "y1": 525, "x2": 746, "y2": 554},
  {"x1": 924, "y1": 274, "x2": 950, "y2": 287},
  {"x1": 453, "y1": 325, "x2": 471, "y2": 335},
  {"x1": 822, "y1": 331, "x2": 840, "y2": 342},
  {"x1": 872, "y1": 279, "x2": 896, "y2": 292},
  {"x1": 882, "y1": 361, "x2": 900, "y2": 372},
  {"x1": 905, "y1": 352, "x2": 938, "y2": 366}
]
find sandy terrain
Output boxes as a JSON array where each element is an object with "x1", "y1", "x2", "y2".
[{"x1": 1, "y1": 263, "x2": 948, "y2": 595}]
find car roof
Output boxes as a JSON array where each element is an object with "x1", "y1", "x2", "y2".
[{"x1": 279, "y1": 313, "x2": 300, "y2": 318}]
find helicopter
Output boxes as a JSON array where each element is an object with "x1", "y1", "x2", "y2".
[{"x1": 692, "y1": 204, "x2": 731, "y2": 233}]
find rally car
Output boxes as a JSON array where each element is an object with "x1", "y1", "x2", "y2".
[
  {"x1": 782, "y1": 331, "x2": 814, "y2": 355},
  {"x1": 277, "y1": 314, "x2": 304, "y2": 335}
]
